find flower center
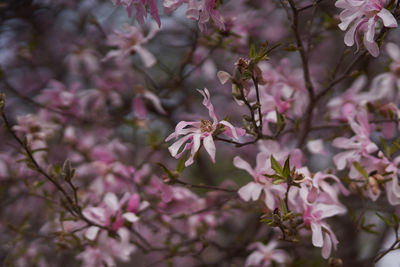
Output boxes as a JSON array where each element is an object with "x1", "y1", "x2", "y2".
[{"x1": 200, "y1": 119, "x2": 214, "y2": 133}]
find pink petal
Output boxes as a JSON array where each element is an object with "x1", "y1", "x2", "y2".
[
  {"x1": 123, "y1": 212, "x2": 140, "y2": 223},
  {"x1": 321, "y1": 232, "x2": 332, "y2": 259},
  {"x1": 104, "y1": 192, "x2": 119, "y2": 212},
  {"x1": 311, "y1": 222, "x2": 323, "y2": 247},
  {"x1": 233, "y1": 156, "x2": 255, "y2": 177},
  {"x1": 85, "y1": 226, "x2": 100, "y2": 240},
  {"x1": 143, "y1": 91, "x2": 167, "y2": 115},
  {"x1": 377, "y1": 8, "x2": 397, "y2": 27},
  {"x1": 217, "y1": 71, "x2": 231, "y2": 84},
  {"x1": 132, "y1": 96, "x2": 147, "y2": 119},
  {"x1": 238, "y1": 182, "x2": 263, "y2": 201},
  {"x1": 219, "y1": 120, "x2": 243, "y2": 140},
  {"x1": 134, "y1": 45, "x2": 156, "y2": 68},
  {"x1": 203, "y1": 134, "x2": 216, "y2": 163}
]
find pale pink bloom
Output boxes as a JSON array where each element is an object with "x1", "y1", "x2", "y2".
[
  {"x1": 103, "y1": 23, "x2": 158, "y2": 68},
  {"x1": 258, "y1": 59, "x2": 308, "y2": 121},
  {"x1": 234, "y1": 152, "x2": 286, "y2": 210},
  {"x1": 348, "y1": 153, "x2": 400, "y2": 205},
  {"x1": 36, "y1": 80, "x2": 81, "y2": 115},
  {"x1": 297, "y1": 171, "x2": 350, "y2": 205},
  {"x1": 333, "y1": 111, "x2": 378, "y2": 170},
  {"x1": 327, "y1": 75, "x2": 370, "y2": 121},
  {"x1": 77, "y1": 228, "x2": 136, "y2": 267},
  {"x1": 245, "y1": 241, "x2": 291, "y2": 266},
  {"x1": 82, "y1": 192, "x2": 147, "y2": 240},
  {"x1": 303, "y1": 203, "x2": 346, "y2": 259},
  {"x1": 132, "y1": 90, "x2": 166, "y2": 119},
  {"x1": 65, "y1": 47, "x2": 99, "y2": 74},
  {"x1": 13, "y1": 113, "x2": 58, "y2": 143},
  {"x1": 112, "y1": 0, "x2": 161, "y2": 26},
  {"x1": 150, "y1": 177, "x2": 202, "y2": 214},
  {"x1": 336, "y1": 0, "x2": 397, "y2": 57},
  {"x1": 384, "y1": 155, "x2": 400, "y2": 206},
  {"x1": 166, "y1": 88, "x2": 244, "y2": 166},
  {"x1": 164, "y1": 0, "x2": 225, "y2": 31},
  {"x1": 188, "y1": 213, "x2": 217, "y2": 238}
]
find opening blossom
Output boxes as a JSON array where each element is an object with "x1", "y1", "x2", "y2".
[
  {"x1": 336, "y1": 0, "x2": 397, "y2": 57},
  {"x1": 166, "y1": 88, "x2": 245, "y2": 167},
  {"x1": 103, "y1": 23, "x2": 158, "y2": 68}
]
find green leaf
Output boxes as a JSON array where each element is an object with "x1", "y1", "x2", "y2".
[
  {"x1": 264, "y1": 173, "x2": 284, "y2": 179},
  {"x1": 353, "y1": 162, "x2": 368, "y2": 180},
  {"x1": 380, "y1": 136, "x2": 390, "y2": 156},
  {"x1": 270, "y1": 155, "x2": 283, "y2": 176},
  {"x1": 175, "y1": 156, "x2": 186, "y2": 173},
  {"x1": 276, "y1": 110, "x2": 286, "y2": 131},
  {"x1": 376, "y1": 213, "x2": 394, "y2": 227},
  {"x1": 272, "y1": 179, "x2": 286, "y2": 185},
  {"x1": 283, "y1": 156, "x2": 290, "y2": 178},
  {"x1": 249, "y1": 44, "x2": 256, "y2": 58},
  {"x1": 279, "y1": 196, "x2": 287, "y2": 215}
]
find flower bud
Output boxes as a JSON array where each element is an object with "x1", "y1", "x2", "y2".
[{"x1": 0, "y1": 93, "x2": 5, "y2": 113}]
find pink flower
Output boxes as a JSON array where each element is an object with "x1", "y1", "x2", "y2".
[
  {"x1": 82, "y1": 192, "x2": 147, "y2": 240},
  {"x1": 234, "y1": 152, "x2": 286, "y2": 210},
  {"x1": 166, "y1": 88, "x2": 244, "y2": 166},
  {"x1": 164, "y1": 0, "x2": 225, "y2": 31},
  {"x1": 333, "y1": 111, "x2": 378, "y2": 170},
  {"x1": 327, "y1": 75, "x2": 370, "y2": 121},
  {"x1": 336, "y1": 0, "x2": 397, "y2": 57},
  {"x1": 103, "y1": 23, "x2": 158, "y2": 68},
  {"x1": 77, "y1": 228, "x2": 136, "y2": 267},
  {"x1": 112, "y1": 0, "x2": 161, "y2": 26},
  {"x1": 303, "y1": 203, "x2": 346, "y2": 259},
  {"x1": 245, "y1": 241, "x2": 291, "y2": 266},
  {"x1": 132, "y1": 89, "x2": 166, "y2": 120}
]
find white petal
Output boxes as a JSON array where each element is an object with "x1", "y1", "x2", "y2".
[
  {"x1": 85, "y1": 226, "x2": 100, "y2": 240},
  {"x1": 123, "y1": 212, "x2": 140, "y2": 223}
]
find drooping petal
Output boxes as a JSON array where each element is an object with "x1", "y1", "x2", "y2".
[
  {"x1": 185, "y1": 133, "x2": 201, "y2": 166},
  {"x1": 203, "y1": 134, "x2": 216, "y2": 163},
  {"x1": 143, "y1": 91, "x2": 167, "y2": 115},
  {"x1": 311, "y1": 222, "x2": 323, "y2": 247},
  {"x1": 321, "y1": 232, "x2": 332, "y2": 259},
  {"x1": 377, "y1": 8, "x2": 397, "y2": 27},
  {"x1": 219, "y1": 120, "x2": 244, "y2": 140},
  {"x1": 386, "y1": 42, "x2": 400, "y2": 61},
  {"x1": 233, "y1": 156, "x2": 255, "y2": 177},
  {"x1": 168, "y1": 134, "x2": 194, "y2": 157},
  {"x1": 134, "y1": 45, "x2": 156, "y2": 68}
]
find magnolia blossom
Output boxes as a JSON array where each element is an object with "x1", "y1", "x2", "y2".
[
  {"x1": 166, "y1": 88, "x2": 244, "y2": 166},
  {"x1": 303, "y1": 203, "x2": 345, "y2": 259},
  {"x1": 103, "y1": 23, "x2": 158, "y2": 68},
  {"x1": 164, "y1": 0, "x2": 225, "y2": 31},
  {"x1": 112, "y1": 0, "x2": 161, "y2": 26},
  {"x1": 336, "y1": 0, "x2": 397, "y2": 57},
  {"x1": 82, "y1": 192, "x2": 148, "y2": 240},
  {"x1": 234, "y1": 152, "x2": 286, "y2": 210},
  {"x1": 333, "y1": 111, "x2": 378, "y2": 170},
  {"x1": 132, "y1": 88, "x2": 167, "y2": 119},
  {"x1": 77, "y1": 228, "x2": 136, "y2": 267},
  {"x1": 245, "y1": 241, "x2": 291, "y2": 266}
]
